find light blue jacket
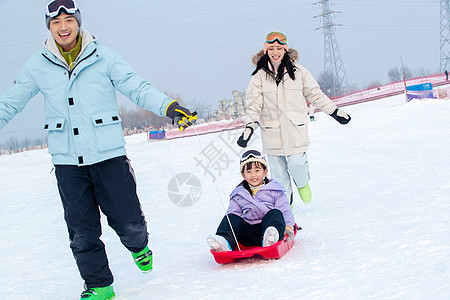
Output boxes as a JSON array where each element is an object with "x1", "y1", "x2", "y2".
[{"x1": 0, "y1": 29, "x2": 172, "y2": 166}]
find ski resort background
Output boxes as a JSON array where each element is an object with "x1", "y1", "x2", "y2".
[
  {"x1": 1, "y1": 91, "x2": 449, "y2": 299},
  {"x1": 1, "y1": 73, "x2": 447, "y2": 155}
]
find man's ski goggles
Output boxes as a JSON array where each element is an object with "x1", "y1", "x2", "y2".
[
  {"x1": 266, "y1": 31, "x2": 287, "y2": 45},
  {"x1": 46, "y1": 0, "x2": 78, "y2": 18},
  {"x1": 240, "y1": 150, "x2": 265, "y2": 163}
]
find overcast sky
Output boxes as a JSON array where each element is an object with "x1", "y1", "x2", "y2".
[{"x1": 0, "y1": 0, "x2": 440, "y2": 143}]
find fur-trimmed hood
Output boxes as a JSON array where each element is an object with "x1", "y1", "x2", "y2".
[{"x1": 251, "y1": 48, "x2": 299, "y2": 65}]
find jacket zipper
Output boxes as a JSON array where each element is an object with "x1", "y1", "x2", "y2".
[
  {"x1": 42, "y1": 48, "x2": 98, "y2": 78},
  {"x1": 68, "y1": 48, "x2": 97, "y2": 78}
]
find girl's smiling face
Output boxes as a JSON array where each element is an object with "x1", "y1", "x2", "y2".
[
  {"x1": 267, "y1": 45, "x2": 286, "y2": 64},
  {"x1": 241, "y1": 162, "x2": 268, "y2": 187}
]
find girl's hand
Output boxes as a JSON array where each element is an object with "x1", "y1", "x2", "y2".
[{"x1": 284, "y1": 225, "x2": 295, "y2": 241}]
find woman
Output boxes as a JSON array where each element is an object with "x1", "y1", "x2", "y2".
[{"x1": 237, "y1": 31, "x2": 351, "y2": 205}]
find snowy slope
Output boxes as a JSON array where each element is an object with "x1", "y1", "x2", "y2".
[{"x1": 1, "y1": 95, "x2": 449, "y2": 299}]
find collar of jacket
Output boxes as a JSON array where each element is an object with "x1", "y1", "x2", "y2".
[
  {"x1": 261, "y1": 64, "x2": 297, "y2": 85},
  {"x1": 252, "y1": 48, "x2": 299, "y2": 84},
  {"x1": 251, "y1": 48, "x2": 299, "y2": 66},
  {"x1": 230, "y1": 179, "x2": 284, "y2": 199},
  {"x1": 43, "y1": 29, "x2": 97, "y2": 69}
]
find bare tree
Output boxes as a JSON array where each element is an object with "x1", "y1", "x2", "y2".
[
  {"x1": 136, "y1": 107, "x2": 171, "y2": 129},
  {"x1": 6, "y1": 136, "x2": 19, "y2": 151},
  {"x1": 347, "y1": 82, "x2": 360, "y2": 94},
  {"x1": 163, "y1": 91, "x2": 210, "y2": 120},
  {"x1": 32, "y1": 136, "x2": 47, "y2": 147},
  {"x1": 388, "y1": 66, "x2": 402, "y2": 82},
  {"x1": 184, "y1": 98, "x2": 210, "y2": 120},
  {"x1": 317, "y1": 71, "x2": 337, "y2": 98},
  {"x1": 20, "y1": 137, "x2": 31, "y2": 148},
  {"x1": 415, "y1": 66, "x2": 440, "y2": 77},
  {"x1": 118, "y1": 90, "x2": 218, "y2": 130},
  {"x1": 388, "y1": 65, "x2": 414, "y2": 82},
  {"x1": 403, "y1": 65, "x2": 414, "y2": 80},
  {"x1": 163, "y1": 91, "x2": 185, "y2": 105},
  {"x1": 119, "y1": 105, "x2": 171, "y2": 131},
  {"x1": 365, "y1": 80, "x2": 383, "y2": 89}
]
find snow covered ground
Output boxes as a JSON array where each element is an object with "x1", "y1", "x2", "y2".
[{"x1": 1, "y1": 95, "x2": 449, "y2": 299}]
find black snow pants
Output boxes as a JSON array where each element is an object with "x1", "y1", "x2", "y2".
[
  {"x1": 55, "y1": 156, "x2": 148, "y2": 288},
  {"x1": 216, "y1": 209, "x2": 285, "y2": 251}
]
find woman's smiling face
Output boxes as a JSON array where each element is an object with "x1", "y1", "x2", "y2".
[{"x1": 267, "y1": 45, "x2": 286, "y2": 65}]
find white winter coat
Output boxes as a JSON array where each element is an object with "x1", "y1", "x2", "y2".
[{"x1": 244, "y1": 49, "x2": 337, "y2": 156}]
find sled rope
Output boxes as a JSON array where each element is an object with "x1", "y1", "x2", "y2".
[{"x1": 192, "y1": 122, "x2": 242, "y2": 251}]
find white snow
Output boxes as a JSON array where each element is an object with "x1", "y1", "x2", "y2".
[{"x1": 1, "y1": 95, "x2": 450, "y2": 299}]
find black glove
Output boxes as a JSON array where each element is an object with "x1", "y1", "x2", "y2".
[
  {"x1": 165, "y1": 101, "x2": 197, "y2": 131},
  {"x1": 330, "y1": 108, "x2": 351, "y2": 125},
  {"x1": 237, "y1": 122, "x2": 259, "y2": 148}
]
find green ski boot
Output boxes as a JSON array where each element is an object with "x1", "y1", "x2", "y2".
[
  {"x1": 132, "y1": 246, "x2": 153, "y2": 273},
  {"x1": 80, "y1": 285, "x2": 115, "y2": 299},
  {"x1": 298, "y1": 183, "x2": 312, "y2": 204}
]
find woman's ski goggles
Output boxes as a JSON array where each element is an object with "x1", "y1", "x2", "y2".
[
  {"x1": 46, "y1": 0, "x2": 78, "y2": 18},
  {"x1": 266, "y1": 31, "x2": 287, "y2": 45},
  {"x1": 240, "y1": 150, "x2": 265, "y2": 163}
]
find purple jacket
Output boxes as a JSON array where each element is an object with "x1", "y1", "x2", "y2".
[{"x1": 227, "y1": 179, "x2": 295, "y2": 227}]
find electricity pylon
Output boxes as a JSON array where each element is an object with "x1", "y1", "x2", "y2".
[
  {"x1": 314, "y1": 0, "x2": 349, "y2": 96},
  {"x1": 440, "y1": 0, "x2": 450, "y2": 71}
]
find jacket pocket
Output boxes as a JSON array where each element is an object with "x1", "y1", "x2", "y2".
[
  {"x1": 284, "y1": 80, "x2": 308, "y2": 111},
  {"x1": 283, "y1": 78, "x2": 302, "y2": 90},
  {"x1": 262, "y1": 83, "x2": 277, "y2": 97},
  {"x1": 90, "y1": 111, "x2": 125, "y2": 152},
  {"x1": 287, "y1": 113, "x2": 310, "y2": 147},
  {"x1": 260, "y1": 120, "x2": 282, "y2": 149},
  {"x1": 43, "y1": 117, "x2": 68, "y2": 154}
]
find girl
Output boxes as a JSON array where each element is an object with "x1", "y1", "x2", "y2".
[
  {"x1": 237, "y1": 31, "x2": 351, "y2": 205},
  {"x1": 207, "y1": 150, "x2": 295, "y2": 252}
]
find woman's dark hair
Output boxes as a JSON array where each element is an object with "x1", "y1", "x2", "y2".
[{"x1": 251, "y1": 52, "x2": 295, "y2": 84}]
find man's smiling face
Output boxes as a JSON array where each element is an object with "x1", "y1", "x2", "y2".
[{"x1": 49, "y1": 13, "x2": 79, "y2": 52}]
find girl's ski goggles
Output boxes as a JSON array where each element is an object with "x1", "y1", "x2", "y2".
[
  {"x1": 266, "y1": 31, "x2": 288, "y2": 45},
  {"x1": 240, "y1": 150, "x2": 265, "y2": 163},
  {"x1": 46, "y1": 0, "x2": 78, "y2": 18}
]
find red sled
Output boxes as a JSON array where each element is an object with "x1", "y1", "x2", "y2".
[{"x1": 210, "y1": 225, "x2": 299, "y2": 264}]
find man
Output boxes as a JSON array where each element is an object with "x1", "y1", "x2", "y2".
[{"x1": 0, "y1": 1, "x2": 196, "y2": 299}]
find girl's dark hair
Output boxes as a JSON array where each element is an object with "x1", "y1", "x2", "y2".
[
  {"x1": 251, "y1": 52, "x2": 295, "y2": 84},
  {"x1": 241, "y1": 161, "x2": 267, "y2": 173}
]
